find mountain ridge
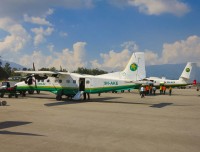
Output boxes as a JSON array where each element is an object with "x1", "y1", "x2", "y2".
[{"x1": 0, "y1": 60, "x2": 26, "y2": 69}]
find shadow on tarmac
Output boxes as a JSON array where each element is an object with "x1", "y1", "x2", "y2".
[
  {"x1": 150, "y1": 103, "x2": 173, "y2": 108},
  {"x1": 44, "y1": 97, "x2": 122, "y2": 107},
  {"x1": 0, "y1": 121, "x2": 44, "y2": 136},
  {"x1": 94, "y1": 100, "x2": 173, "y2": 108},
  {"x1": 0, "y1": 121, "x2": 32, "y2": 129},
  {"x1": 44, "y1": 96, "x2": 174, "y2": 108},
  {"x1": 0, "y1": 130, "x2": 44, "y2": 136}
]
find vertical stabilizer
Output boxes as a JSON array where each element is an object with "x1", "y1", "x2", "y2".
[
  {"x1": 179, "y1": 62, "x2": 196, "y2": 81},
  {"x1": 121, "y1": 52, "x2": 146, "y2": 81},
  {"x1": 97, "y1": 52, "x2": 146, "y2": 81}
]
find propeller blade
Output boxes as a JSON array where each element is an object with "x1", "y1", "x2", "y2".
[{"x1": 33, "y1": 62, "x2": 36, "y2": 71}]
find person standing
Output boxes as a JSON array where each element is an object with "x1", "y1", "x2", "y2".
[
  {"x1": 145, "y1": 85, "x2": 149, "y2": 95},
  {"x1": 87, "y1": 93, "x2": 90, "y2": 100},
  {"x1": 153, "y1": 86, "x2": 156, "y2": 95},
  {"x1": 140, "y1": 86, "x2": 145, "y2": 98},
  {"x1": 149, "y1": 85, "x2": 153, "y2": 95},
  {"x1": 160, "y1": 85, "x2": 162, "y2": 94},
  {"x1": 163, "y1": 85, "x2": 166, "y2": 95},
  {"x1": 169, "y1": 86, "x2": 172, "y2": 96}
]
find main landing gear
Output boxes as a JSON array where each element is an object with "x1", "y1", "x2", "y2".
[
  {"x1": 0, "y1": 100, "x2": 7, "y2": 106},
  {"x1": 56, "y1": 94, "x2": 62, "y2": 101}
]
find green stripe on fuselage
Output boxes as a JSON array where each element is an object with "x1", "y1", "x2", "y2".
[
  {"x1": 85, "y1": 84, "x2": 140, "y2": 93},
  {"x1": 16, "y1": 84, "x2": 140, "y2": 95}
]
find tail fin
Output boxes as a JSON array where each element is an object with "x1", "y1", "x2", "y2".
[
  {"x1": 121, "y1": 52, "x2": 146, "y2": 81},
  {"x1": 98, "y1": 52, "x2": 146, "y2": 81},
  {"x1": 179, "y1": 62, "x2": 196, "y2": 81}
]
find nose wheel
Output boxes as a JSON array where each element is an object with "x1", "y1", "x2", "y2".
[{"x1": 0, "y1": 100, "x2": 7, "y2": 106}]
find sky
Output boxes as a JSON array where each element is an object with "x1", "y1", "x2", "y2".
[{"x1": 0, "y1": 0, "x2": 200, "y2": 72}]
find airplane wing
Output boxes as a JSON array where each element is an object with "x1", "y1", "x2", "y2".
[
  {"x1": 15, "y1": 71, "x2": 70, "y2": 76},
  {"x1": 15, "y1": 71, "x2": 56, "y2": 74}
]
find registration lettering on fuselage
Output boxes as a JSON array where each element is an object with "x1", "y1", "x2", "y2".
[
  {"x1": 38, "y1": 82, "x2": 45, "y2": 85},
  {"x1": 104, "y1": 81, "x2": 118, "y2": 85}
]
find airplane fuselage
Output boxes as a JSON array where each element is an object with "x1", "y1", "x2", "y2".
[
  {"x1": 15, "y1": 73, "x2": 140, "y2": 96},
  {"x1": 147, "y1": 77, "x2": 189, "y2": 87}
]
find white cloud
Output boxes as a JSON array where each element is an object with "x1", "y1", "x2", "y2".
[
  {"x1": 121, "y1": 41, "x2": 139, "y2": 52},
  {"x1": 19, "y1": 51, "x2": 53, "y2": 70},
  {"x1": 145, "y1": 35, "x2": 200, "y2": 65},
  {"x1": 23, "y1": 8, "x2": 53, "y2": 26},
  {"x1": 24, "y1": 14, "x2": 52, "y2": 26},
  {"x1": 161, "y1": 35, "x2": 200, "y2": 63},
  {"x1": 91, "y1": 49, "x2": 131, "y2": 72},
  {"x1": 144, "y1": 50, "x2": 161, "y2": 65},
  {"x1": 0, "y1": 17, "x2": 30, "y2": 53},
  {"x1": 31, "y1": 27, "x2": 54, "y2": 46},
  {"x1": 91, "y1": 36, "x2": 200, "y2": 71},
  {"x1": 19, "y1": 42, "x2": 87, "y2": 71},
  {"x1": 47, "y1": 44, "x2": 54, "y2": 52},
  {"x1": 109, "y1": 0, "x2": 190, "y2": 16}
]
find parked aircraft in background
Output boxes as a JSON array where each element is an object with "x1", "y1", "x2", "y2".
[
  {"x1": 14, "y1": 52, "x2": 146, "y2": 100},
  {"x1": 144, "y1": 62, "x2": 197, "y2": 88}
]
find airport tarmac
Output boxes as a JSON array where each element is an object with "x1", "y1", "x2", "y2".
[{"x1": 0, "y1": 89, "x2": 200, "y2": 152}]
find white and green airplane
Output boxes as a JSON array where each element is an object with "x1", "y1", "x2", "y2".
[
  {"x1": 144, "y1": 62, "x2": 196, "y2": 88},
  {"x1": 14, "y1": 52, "x2": 146, "y2": 100}
]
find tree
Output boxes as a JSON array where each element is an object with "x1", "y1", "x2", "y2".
[
  {"x1": 22, "y1": 67, "x2": 27, "y2": 71},
  {"x1": 0, "y1": 67, "x2": 9, "y2": 80},
  {"x1": 74, "y1": 67, "x2": 107, "y2": 75},
  {"x1": 0, "y1": 61, "x2": 1, "y2": 67},
  {"x1": 11, "y1": 68, "x2": 20, "y2": 77},
  {"x1": 39, "y1": 67, "x2": 50, "y2": 71},
  {"x1": 49, "y1": 67, "x2": 57, "y2": 71},
  {"x1": 3, "y1": 62, "x2": 12, "y2": 76}
]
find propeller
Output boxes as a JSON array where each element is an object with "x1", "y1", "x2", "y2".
[{"x1": 33, "y1": 62, "x2": 37, "y2": 90}]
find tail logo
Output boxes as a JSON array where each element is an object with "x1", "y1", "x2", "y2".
[
  {"x1": 130, "y1": 63, "x2": 138, "y2": 71},
  {"x1": 186, "y1": 68, "x2": 190, "y2": 72}
]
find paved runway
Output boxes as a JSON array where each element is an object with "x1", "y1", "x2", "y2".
[{"x1": 0, "y1": 89, "x2": 200, "y2": 152}]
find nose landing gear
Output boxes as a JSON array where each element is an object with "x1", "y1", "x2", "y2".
[{"x1": 0, "y1": 100, "x2": 7, "y2": 106}]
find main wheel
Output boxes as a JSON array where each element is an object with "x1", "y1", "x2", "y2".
[
  {"x1": 2, "y1": 100, "x2": 7, "y2": 106},
  {"x1": 56, "y1": 95, "x2": 62, "y2": 101},
  {"x1": 36, "y1": 90, "x2": 40, "y2": 94},
  {"x1": 0, "y1": 93, "x2": 4, "y2": 98},
  {"x1": 28, "y1": 90, "x2": 34, "y2": 94}
]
